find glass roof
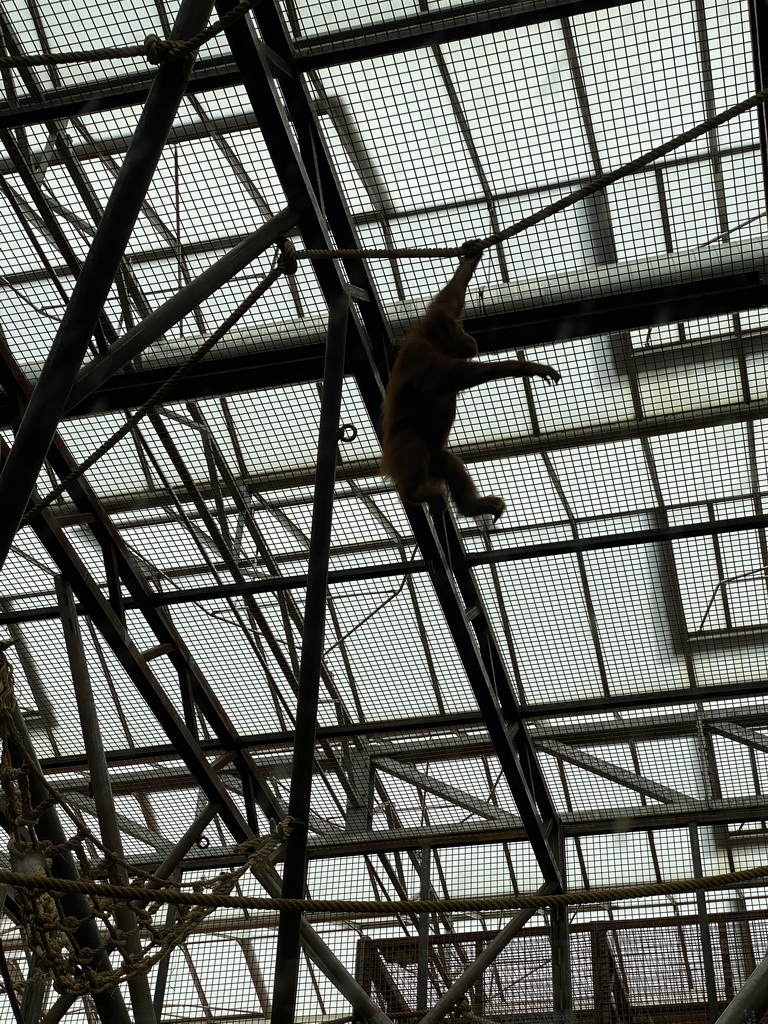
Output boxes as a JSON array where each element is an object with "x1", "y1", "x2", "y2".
[{"x1": 1, "y1": 0, "x2": 768, "y2": 1020}]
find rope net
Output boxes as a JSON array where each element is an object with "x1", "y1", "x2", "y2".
[{"x1": 0, "y1": 649, "x2": 289, "y2": 998}]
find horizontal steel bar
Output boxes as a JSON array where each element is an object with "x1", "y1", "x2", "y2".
[
  {"x1": 6, "y1": 509, "x2": 768, "y2": 625},
  {"x1": 4, "y1": 239, "x2": 766, "y2": 425},
  {"x1": 35, "y1": 678, "x2": 768, "y2": 778},
  {"x1": 296, "y1": 0, "x2": 643, "y2": 69},
  {"x1": 114, "y1": 796, "x2": 768, "y2": 865},
  {"x1": 0, "y1": 56, "x2": 241, "y2": 130}
]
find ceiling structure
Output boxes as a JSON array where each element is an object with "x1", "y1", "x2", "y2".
[{"x1": 1, "y1": 0, "x2": 768, "y2": 1021}]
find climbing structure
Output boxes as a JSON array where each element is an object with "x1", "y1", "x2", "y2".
[{"x1": 1, "y1": 0, "x2": 768, "y2": 1022}]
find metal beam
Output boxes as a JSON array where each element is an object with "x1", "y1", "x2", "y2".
[
  {"x1": 13, "y1": 502, "x2": 768, "y2": 622},
  {"x1": 749, "y1": 0, "x2": 768, "y2": 213},
  {"x1": 523, "y1": 680, "x2": 768, "y2": 718},
  {"x1": 0, "y1": 55, "x2": 240, "y2": 130},
  {"x1": 56, "y1": 576, "x2": 157, "y2": 1024},
  {"x1": 295, "y1": 0, "x2": 643, "y2": 69},
  {"x1": 0, "y1": 0, "x2": 642, "y2": 132},
  {"x1": 147, "y1": 801, "x2": 222, "y2": 885},
  {"x1": 304, "y1": 795, "x2": 768, "y2": 856},
  {"x1": 67, "y1": 206, "x2": 297, "y2": 409},
  {"x1": 551, "y1": 903, "x2": 573, "y2": 1024},
  {"x1": 219, "y1": 0, "x2": 393, "y2": 394},
  {"x1": 0, "y1": 0, "x2": 216, "y2": 574},
  {"x1": 114, "y1": 790, "x2": 768, "y2": 868},
  {"x1": 37, "y1": 712, "x2": 490, "y2": 770},
  {"x1": 2, "y1": 277, "x2": 765, "y2": 427},
  {"x1": 28, "y1": 707, "x2": 768, "y2": 785},
  {"x1": 417, "y1": 846, "x2": 430, "y2": 1013},
  {"x1": 715, "y1": 951, "x2": 768, "y2": 1023},
  {"x1": 271, "y1": 294, "x2": 350, "y2": 1024},
  {"x1": 3, "y1": 252, "x2": 768, "y2": 426},
  {"x1": 690, "y1": 824, "x2": 720, "y2": 1023},
  {"x1": 373, "y1": 756, "x2": 521, "y2": 826},
  {"x1": 47, "y1": 343, "x2": 327, "y2": 421},
  {"x1": 407, "y1": 507, "x2": 564, "y2": 886},
  {"x1": 537, "y1": 739, "x2": 699, "y2": 804},
  {"x1": 709, "y1": 721, "x2": 768, "y2": 755}
]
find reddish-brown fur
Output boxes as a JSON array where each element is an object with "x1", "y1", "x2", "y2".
[{"x1": 380, "y1": 248, "x2": 560, "y2": 520}]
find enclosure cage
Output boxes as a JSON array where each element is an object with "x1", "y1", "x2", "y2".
[{"x1": 0, "y1": 0, "x2": 767, "y2": 1021}]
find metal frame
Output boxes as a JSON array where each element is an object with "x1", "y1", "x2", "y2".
[
  {"x1": 271, "y1": 293, "x2": 351, "y2": 1022},
  {"x1": 0, "y1": 0, "x2": 766, "y2": 1018}
]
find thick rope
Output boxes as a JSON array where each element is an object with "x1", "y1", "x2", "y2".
[
  {"x1": 0, "y1": 0, "x2": 259, "y2": 68},
  {"x1": 12, "y1": 86, "x2": 768, "y2": 524},
  {"x1": 296, "y1": 82, "x2": 768, "y2": 261},
  {"x1": 0, "y1": 862, "x2": 765, "y2": 914}
]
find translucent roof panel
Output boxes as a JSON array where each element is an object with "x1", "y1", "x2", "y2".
[{"x1": 1, "y1": 0, "x2": 768, "y2": 1020}]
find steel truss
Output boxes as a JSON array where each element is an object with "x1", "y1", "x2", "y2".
[
  {"x1": 216, "y1": 0, "x2": 567, "y2": 1015},
  {"x1": 0, "y1": 0, "x2": 766, "y2": 1019}
]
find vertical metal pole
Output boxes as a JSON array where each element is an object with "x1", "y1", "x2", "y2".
[
  {"x1": 551, "y1": 904, "x2": 573, "y2": 1024},
  {"x1": 152, "y1": 869, "x2": 182, "y2": 1019},
  {"x1": 590, "y1": 929, "x2": 611, "y2": 1024},
  {"x1": 256, "y1": 862, "x2": 393, "y2": 1024},
  {"x1": 0, "y1": 0, "x2": 215, "y2": 574},
  {"x1": 270, "y1": 293, "x2": 350, "y2": 1024},
  {"x1": 55, "y1": 576, "x2": 158, "y2": 1024},
  {"x1": 691, "y1": 825, "x2": 720, "y2": 1022},
  {"x1": 417, "y1": 845, "x2": 431, "y2": 1011}
]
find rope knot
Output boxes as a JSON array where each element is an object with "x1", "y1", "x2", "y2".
[
  {"x1": 144, "y1": 35, "x2": 191, "y2": 63},
  {"x1": 143, "y1": 35, "x2": 165, "y2": 64},
  {"x1": 276, "y1": 237, "x2": 297, "y2": 276}
]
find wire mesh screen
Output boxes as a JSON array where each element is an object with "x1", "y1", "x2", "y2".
[
  {"x1": 2, "y1": 0, "x2": 768, "y2": 1019},
  {"x1": 358, "y1": 908, "x2": 768, "y2": 1024}
]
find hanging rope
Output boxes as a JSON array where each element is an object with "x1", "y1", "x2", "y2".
[
  {"x1": 0, "y1": 860, "x2": 765, "y2": 915},
  {"x1": 295, "y1": 80, "x2": 768, "y2": 261},
  {"x1": 0, "y1": 0, "x2": 260, "y2": 68}
]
